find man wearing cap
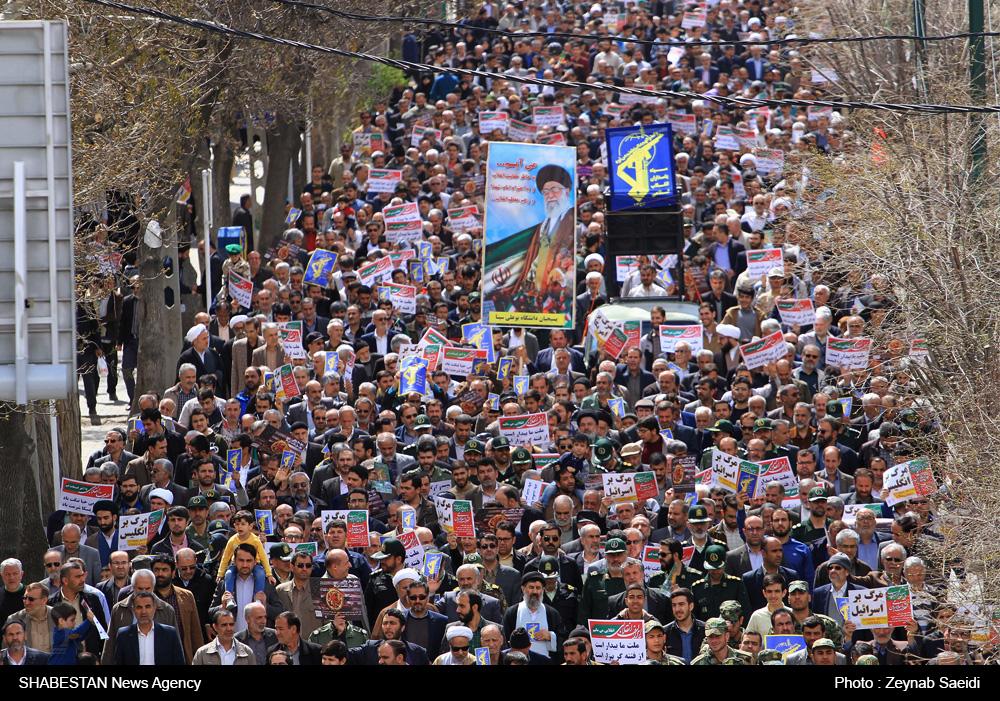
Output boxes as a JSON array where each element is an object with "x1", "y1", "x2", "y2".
[
  {"x1": 578, "y1": 537, "x2": 629, "y2": 624},
  {"x1": 692, "y1": 617, "x2": 749, "y2": 665},
  {"x1": 177, "y1": 323, "x2": 227, "y2": 398},
  {"x1": 812, "y1": 553, "x2": 866, "y2": 629},
  {"x1": 692, "y1": 544, "x2": 751, "y2": 622},
  {"x1": 588, "y1": 438, "x2": 624, "y2": 476},
  {"x1": 502, "y1": 572, "x2": 563, "y2": 662},
  {"x1": 808, "y1": 636, "x2": 839, "y2": 665},
  {"x1": 523, "y1": 522, "x2": 583, "y2": 590},
  {"x1": 644, "y1": 620, "x2": 686, "y2": 665},
  {"x1": 534, "y1": 554, "x2": 578, "y2": 629},
  {"x1": 683, "y1": 504, "x2": 727, "y2": 573},
  {"x1": 483, "y1": 163, "x2": 575, "y2": 316},
  {"x1": 790, "y1": 488, "x2": 833, "y2": 544},
  {"x1": 824, "y1": 399, "x2": 866, "y2": 453},
  {"x1": 500, "y1": 445, "x2": 534, "y2": 488},
  {"x1": 366, "y1": 537, "x2": 407, "y2": 620}
]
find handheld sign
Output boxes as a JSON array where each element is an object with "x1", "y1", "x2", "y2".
[{"x1": 255, "y1": 510, "x2": 275, "y2": 536}]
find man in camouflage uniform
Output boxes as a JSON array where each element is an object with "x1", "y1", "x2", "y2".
[
  {"x1": 698, "y1": 600, "x2": 753, "y2": 662},
  {"x1": 692, "y1": 618, "x2": 749, "y2": 665},
  {"x1": 757, "y1": 649, "x2": 785, "y2": 665},
  {"x1": 464, "y1": 553, "x2": 507, "y2": 611},
  {"x1": 644, "y1": 619, "x2": 687, "y2": 665},
  {"x1": 692, "y1": 544, "x2": 751, "y2": 622}
]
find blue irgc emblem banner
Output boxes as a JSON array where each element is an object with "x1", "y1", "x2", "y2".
[{"x1": 606, "y1": 123, "x2": 678, "y2": 211}]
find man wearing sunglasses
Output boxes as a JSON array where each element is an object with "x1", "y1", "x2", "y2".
[{"x1": 523, "y1": 522, "x2": 583, "y2": 590}]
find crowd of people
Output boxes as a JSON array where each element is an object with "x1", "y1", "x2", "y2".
[{"x1": 26, "y1": 0, "x2": 978, "y2": 669}]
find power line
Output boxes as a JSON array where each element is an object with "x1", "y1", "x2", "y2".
[
  {"x1": 78, "y1": 0, "x2": 1000, "y2": 115},
  {"x1": 272, "y1": 0, "x2": 1000, "y2": 50}
]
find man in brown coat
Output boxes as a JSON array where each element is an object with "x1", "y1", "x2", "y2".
[{"x1": 191, "y1": 609, "x2": 256, "y2": 665}]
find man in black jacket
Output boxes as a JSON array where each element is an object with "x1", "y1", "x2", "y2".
[
  {"x1": 176, "y1": 324, "x2": 227, "y2": 398},
  {"x1": 268, "y1": 611, "x2": 323, "y2": 665},
  {"x1": 46, "y1": 561, "x2": 108, "y2": 655},
  {"x1": 662, "y1": 588, "x2": 705, "y2": 664},
  {"x1": 346, "y1": 608, "x2": 430, "y2": 665},
  {"x1": 174, "y1": 548, "x2": 216, "y2": 639}
]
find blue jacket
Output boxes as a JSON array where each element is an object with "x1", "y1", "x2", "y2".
[
  {"x1": 781, "y1": 539, "x2": 815, "y2": 588},
  {"x1": 404, "y1": 609, "x2": 449, "y2": 659}
]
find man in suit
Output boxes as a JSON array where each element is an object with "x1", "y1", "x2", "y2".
[
  {"x1": 235, "y1": 600, "x2": 279, "y2": 665},
  {"x1": 101, "y1": 570, "x2": 179, "y2": 665},
  {"x1": 250, "y1": 321, "x2": 289, "y2": 372},
  {"x1": 268, "y1": 611, "x2": 323, "y2": 665},
  {"x1": 52, "y1": 525, "x2": 102, "y2": 587},
  {"x1": 230, "y1": 319, "x2": 264, "y2": 397},
  {"x1": 361, "y1": 309, "x2": 402, "y2": 356},
  {"x1": 530, "y1": 329, "x2": 586, "y2": 373},
  {"x1": 811, "y1": 554, "x2": 866, "y2": 625},
  {"x1": 1, "y1": 620, "x2": 49, "y2": 665},
  {"x1": 114, "y1": 591, "x2": 187, "y2": 665},
  {"x1": 439, "y1": 565, "x2": 504, "y2": 623},
  {"x1": 176, "y1": 324, "x2": 227, "y2": 397},
  {"x1": 403, "y1": 581, "x2": 449, "y2": 659},
  {"x1": 615, "y1": 348, "x2": 657, "y2": 410},
  {"x1": 724, "y1": 514, "x2": 764, "y2": 577},
  {"x1": 208, "y1": 546, "x2": 284, "y2": 627},
  {"x1": 741, "y1": 537, "x2": 799, "y2": 612},
  {"x1": 743, "y1": 47, "x2": 772, "y2": 81}
]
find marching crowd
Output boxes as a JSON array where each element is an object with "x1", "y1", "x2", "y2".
[{"x1": 23, "y1": 0, "x2": 976, "y2": 668}]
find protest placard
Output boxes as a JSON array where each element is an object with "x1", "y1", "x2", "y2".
[
  {"x1": 764, "y1": 635, "x2": 806, "y2": 660},
  {"x1": 508, "y1": 119, "x2": 537, "y2": 142},
  {"x1": 714, "y1": 125, "x2": 741, "y2": 151},
  {"x1": 739, "y1": 330, "x2": 786, "y2": 370},
  {"x1": 752, "y1": 456, "x2": 796, "y2": 499},
  {"x1": 119, "y1": 509, "x2": 164, "y2": 549},
  {"x1": 319, "y1": 510, "x2": 370, "y2": 547},
  {"x1": 228, "y1": 270, "x2": 253, "y2": 308},
  {"x1": 753, "y1": 148, "x2": 785, "y2": 175},
  {"x1": 277, "y1": 363, "x2": 300, "y2": 398},
  {"x1": 601, "y1": 472, "x2": 659, "y2": 504},
  {"x1": 736, "y1": 461, "x2": 760, "y2": 499},
  {"x1": 475, "y1": 507, "x2": 525, "y2": 534},
  {"x1": 746, "y1": 248, "x2": 784, "y2": 279},
  {"x1": 479, "y1": 111, "x2": 510, "y2": 134},
  {"x1": 588, "y1": 620, "x2": 647, "y2": 664},
  {"x1": 536, "y1": 132, "x2": 565, "y2": 146},
  {"x1": 249, "y1": 424, "x2": 306, "y2": 458},
  {"x1": 522, "y1": 478, "x2": 546, "y2": 506},
  {"x1": 642, "y1": 545, "x2": 662, "y2": 581},
  {"x1": 278, "y1": 321, "x2": 306, "y2": 359},
  {"x1": 396, "y1": 529, "x2": 425, "y2": 570},
  {"x1": 382, "y1": 202, "x2": 421, "y2": 223},
  {"x1": 775, "y1": 299, "x2": 816, "y2": 326},
  {"x1": 452, "y1": 500, "x2": 476, "y2": 538},
  {"x1": 533, "y1": 105, "x2": 565, "y2": 127},
  {"x1": 255, "y1": 510, "x2": 274, "y2": 536},
  {"x1": 498, "y1": 412, "x2": 551, "y2": 447},
  {"x1": 659, "y1": 325, "x2": 703, "y2": 354},
  {"x1": 385, "y1": 220, "x2": 424, "y2": 244},
  {"x1": 884, "y1": 458, "x2": 936, "y2": 506},
  {"x1": 670, "y1": 456, "x2": 698, "y2": 494},
  {"x1": 847, "y1": 585, "x2": 914, "y2": 629},
  {"x1": 681, "y1": 10, "x2": 706, "y2": 28},
  {"x1": 441, "y1": 347, "x2": 477, "y2": 376},
  {"x1": 826, "y1": 337, "x2": 873, "y2": 370},
  {"x1": 381, "y1": 283, "x2": 416, "y2": 314},
  {"x1": 448, "y1": 205, "x2": 481, "y2": 233},
  {"x1": 616, "y1": 256, "x2": 640, "y2": 282},
  {"x1": 667, "y1": 112, "x2": 698, "y2": 135},
  {"x1": 58, "y1": 479, "x2": 116, "y2": 515},
  {"x1": 366, "y1": 168, "x2": 403, "y2": 194},
  {"x1": 311, "y1": 578, "x2": 364, "y2": 622}
]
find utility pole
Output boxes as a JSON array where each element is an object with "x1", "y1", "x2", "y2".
[{"x1": 969, "y1": 0, "x2": 987, "y2": 191}]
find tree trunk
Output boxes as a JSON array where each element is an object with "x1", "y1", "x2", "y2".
[
  {"x1": 257, "y1": 112, "x2": 301, "y2": 255},
  {"x1": 55, "y1": 393, "x2": 81, "y2": 483},
  {"x1": 213, "y1": 129, "x2": 237, "y2": 237},
  {"x1": 0, "y1": 405, "x2": 50, "y2": 581}
]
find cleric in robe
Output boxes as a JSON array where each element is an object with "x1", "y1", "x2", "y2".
[{"x1": 483, "y1": 164, "x2": 575, "y2": 319}]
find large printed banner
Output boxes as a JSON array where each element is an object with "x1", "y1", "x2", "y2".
[
  {"x1": 884, "y1": 458, "x2": 937, "y2": 507},
  {"x1": 483, "y1": 143, "x2": 576, "y2": 329},
  {"x1": 588, "y1": 620, "x2": 646, "y2": 664},
  {"x1": 59, "y1": 479, "x2": 116, "y2": 515},
  {"x1": 605, "y1": 123, "x2": 677, "y2": 211}
]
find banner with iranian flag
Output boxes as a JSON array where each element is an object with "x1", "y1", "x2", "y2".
[
  {"x1": 366, "y1": 169, "x2": 403, "y2": 194},
  {"x1": 775, "y1": 299, "x2": 816, "y2": 326},
  {"x1": 746, "y1": 248, "x2": 784, "y2": 279},
  {"x1": 826, "y1": 337, "x2": 872, "y2": 370},
  {"x1": 228, "y1": 269, "x2": 253, "y2": 309}
]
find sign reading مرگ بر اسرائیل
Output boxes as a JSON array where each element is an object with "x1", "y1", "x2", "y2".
[{"x1": 605, "y1": 123, "x2": 678, "y2": 211}]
